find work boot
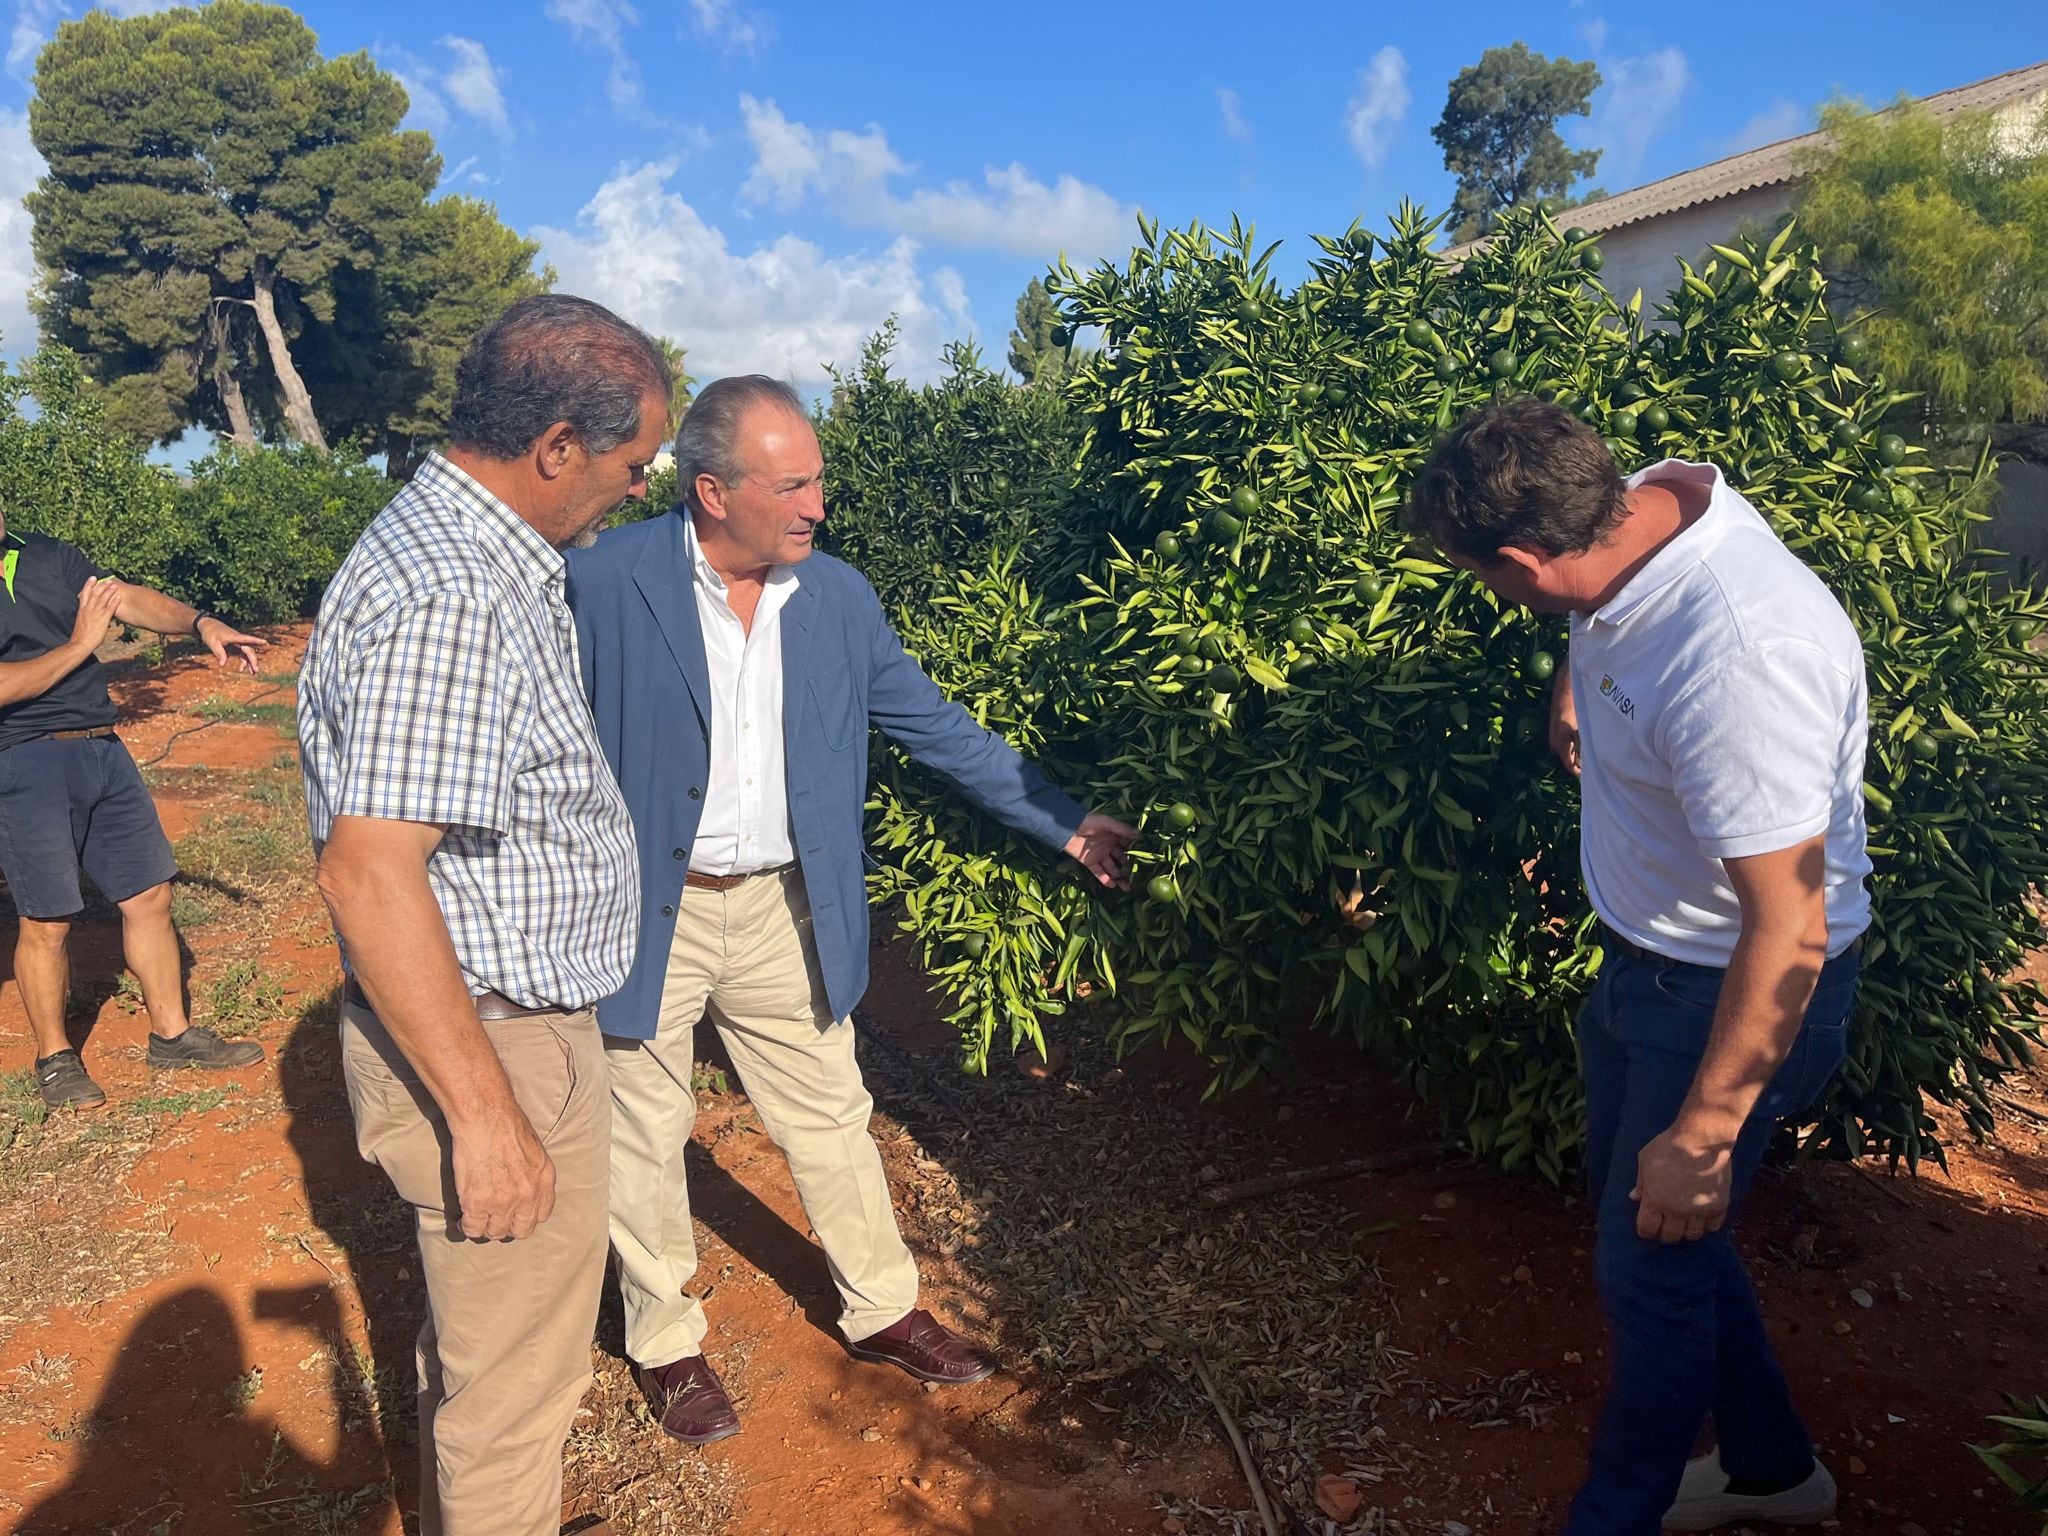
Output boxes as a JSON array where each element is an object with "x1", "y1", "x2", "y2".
[
  {"x1": 146, "y1": 1025, "x2": 266, "y2": 1070},
  {"x1": 35, "y1": 1049, "x2": 106, "y2": 1110}
]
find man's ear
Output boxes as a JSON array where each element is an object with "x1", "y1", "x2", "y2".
[
  {"x1": 693, "y1": 473, "x2": 728, "y2": 522},
  {"x1": 1494, "y1": 543, "x2": 1548, "y2": 581},
  {"x1": 534, "y1": 421, "x2": 578, "y2": 483}
]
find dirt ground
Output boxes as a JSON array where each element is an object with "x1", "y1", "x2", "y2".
[{"x1": 1, "y1": 629, "x2": 2045, "y2": 1536}]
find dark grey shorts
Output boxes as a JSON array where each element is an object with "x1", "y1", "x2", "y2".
[{"x1": 0, "y1": 735, "x2": 178, "y2": 919}]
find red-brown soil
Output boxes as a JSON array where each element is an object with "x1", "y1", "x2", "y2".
[{"x1": 0, "y1": 628, "x2": 2043, "y2": 1536}]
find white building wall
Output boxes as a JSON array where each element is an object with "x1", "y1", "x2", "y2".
[{"x1": 1592, "y1": 184, "x2": 1800, "y2": 315}]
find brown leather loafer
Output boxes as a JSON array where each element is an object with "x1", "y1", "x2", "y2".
[
  {"x1": 639, "y1": 1354, "x2": 740, "y2": 1444},
  {"x1": 846, "y1": 1308, "x2": 998, "y2": 1384}
]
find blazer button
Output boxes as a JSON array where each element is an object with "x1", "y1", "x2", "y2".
[
  {"x1": 661, "y1": 903, "x2": 675, "y2": 916},
  {"x1": 672, "y1": 847, "x2": 686, "y2": 859},
  {"x1": 688, "y1": 787, "x2": 701, "y2": 800}
]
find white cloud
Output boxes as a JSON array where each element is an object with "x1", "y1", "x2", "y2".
[
  {"x1": 0, "y1": 107, "x2": 43, "y2": 353},
  {"x1": 9, "y1": 0, "x2": 177, "y2": 79},
  {"x1": 1715, "y1": 98, "x2": 1807, "y2": 158},
  {"x1": 8, "y1": 0, "x2": 62, "y2": 78},
  {"x1": 931, "y1": 266, "x2": 970, "y2": 330},
  {"x1": 536, "y1": 160, "x2": 972, "y2": 387},
  {"x1": 690, "y1": 0, "x2": 767, "y2": 54},
  {"x1": 385, "y1": 47, "x2": 452, "y2": 134},
  {"x1": 1216, "y1": 86, "x2": 1250, "y2": 144},
  {"x1": 547, "y1": 0, "x2": 651, "y2": 120},
  {"x1": 1344, "y1": 46, "x2": 1410, "y2": 170},
  {"x1": 1582, "y1": 46, "x2": 1693, "y2": 185},
  {"x1": 1581, "y1": 18, "x2": 1609, "y2": 52},
  {"x1": 441, "y1": 36, "x2": 511, "y2": 139},
  {"x1": 738, "y1": 96, "x2": 1133, "y2": 261}
]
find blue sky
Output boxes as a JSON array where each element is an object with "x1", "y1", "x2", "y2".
[{"x1": 0, "y1": 0, "x2": 2043, "y2": 394}]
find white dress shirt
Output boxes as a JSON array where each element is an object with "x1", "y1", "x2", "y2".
[{"x1": 685, "y1": 514, "x2": 801, "y2": 875}]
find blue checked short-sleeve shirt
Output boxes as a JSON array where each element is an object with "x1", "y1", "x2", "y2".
[{"x1": 298, "y1": 454, "x2": 639, "y2": 1008}]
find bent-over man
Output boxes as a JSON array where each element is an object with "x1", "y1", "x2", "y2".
[
  {"x1": 568, "y1": 375, "x2": 1136, "y2": 1445},
  {"x1": 0, "y1": 504, "x2": 266, "y2": 1107},
  {"x1": 299, "y1": 295, "x2": 670, "y2": 1536},
  {"x1": 1405, "y1": 397, "x2": 1870, "y2": 1536}
]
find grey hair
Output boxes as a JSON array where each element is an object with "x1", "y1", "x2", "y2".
[
  {"x1": 675, "y1": 375, "x2": 808, "y2": 514},
  {"x1": 449, "y1": 294, "x2": 674, "y2": 461}
]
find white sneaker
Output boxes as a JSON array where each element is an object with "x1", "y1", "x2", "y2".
[{"x1": 1662, "y1": 1451, "x2": 1838, "y2": 1530}]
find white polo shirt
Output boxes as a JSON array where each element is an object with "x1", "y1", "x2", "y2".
[
  {"x1": 685, "y1": 513, "x2": 800, "y2": 876},
  {"x1": 1570, "y1": 460, "x2": 1873, "y2": 967}
]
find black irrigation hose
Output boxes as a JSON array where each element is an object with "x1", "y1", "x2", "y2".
[{"x1": 134, "y1": 682, "x2": 293, "y2": 771}]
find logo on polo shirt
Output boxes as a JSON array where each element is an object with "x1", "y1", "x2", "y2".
[{"x1": 1599, "y1": 674, "x2": 1636, "y2": 720}]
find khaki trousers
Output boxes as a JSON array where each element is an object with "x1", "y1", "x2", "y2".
[
  {"x1": 339, "y1": 999, "x2": 610, "y2": 1536},
  {"x1": 606, "y1": 868, "x2": 918, "y2": 1368}
]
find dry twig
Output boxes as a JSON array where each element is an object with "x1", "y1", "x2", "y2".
[
  {"x1": 1188, "y1": 1349, "x2": 1283, "y2": 1536},
  {"x1": 1200, "y1": 1143, "x2": 1453, "y2": 1207}
]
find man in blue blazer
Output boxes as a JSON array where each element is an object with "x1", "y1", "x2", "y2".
[{"x1": 567, "y1": 374, "x2": 1134, "y2": 1445}]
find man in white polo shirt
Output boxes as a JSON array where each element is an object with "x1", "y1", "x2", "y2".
[{"x1": 1404, "y1": 396, "x2": 1871, "y2": 1536}]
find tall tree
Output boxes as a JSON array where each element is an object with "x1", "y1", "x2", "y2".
[
  {"x1": 298, "y1": 195, "x2": 555, "y2": 478},
  {"x1": 1797, "y1": 99, "x2": 2048, "y2": 461},
  {"x1": 26, "y1": 0, "x2": 439, "y2": 449},
  {"x1": 653, "y1": 336, "x2": 696, "y2": 434},
  {"x1": 1433, "y1": 43, "x2": 1603, "y2": 244},
  {"x1": 1007, "y1": 278, "x2": 1066, "y2": 385}
]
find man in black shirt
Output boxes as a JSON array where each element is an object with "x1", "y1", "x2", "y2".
[{"x1": 1, "y1": 510, "x2": 271, "y2": 1107}]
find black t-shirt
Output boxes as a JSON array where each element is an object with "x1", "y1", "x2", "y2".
[{"x1": 0, "y1": 530, "x2": 115, "y2": 751}]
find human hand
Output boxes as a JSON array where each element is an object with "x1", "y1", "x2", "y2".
[
  {"x1": 1550, "y1": 666, "x2": 1580, "y2": 776},
  {"x1": 1064, "y1": 810, "x2": 1137, "y2": 889},
  {"x1": 451, "y1": 1113, "x2": 557, "y2": 1240},
  {"x1": 70, "y1": 577, "x2": 123, "y2": 653},
  {"x1": 1630, "y1": 1123, "x2": 1734, "y2": 1243},
  {"x1": 197, "y1": 615, "x2": 267, "y2": 673}
]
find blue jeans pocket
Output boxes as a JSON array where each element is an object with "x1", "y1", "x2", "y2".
[{"x1": 1758, "y1": 1018, "x2": 1850, "y2": 1121}]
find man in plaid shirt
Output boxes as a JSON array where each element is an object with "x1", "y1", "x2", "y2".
[{"x1": 299, "y1": 295, "x2": 670, "y2": 1536}]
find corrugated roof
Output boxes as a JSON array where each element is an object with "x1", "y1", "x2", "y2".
[{"x1": 1444, "y1": 59, "x2": 2048, "y2": 258}]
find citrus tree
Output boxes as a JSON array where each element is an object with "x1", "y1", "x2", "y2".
[
  {"x1": 858, "y1": 203, "x2": 2048, "y2": 1178},
  {"x1": 816, "y1": 323, "x2": 1074, "y2": 618}
]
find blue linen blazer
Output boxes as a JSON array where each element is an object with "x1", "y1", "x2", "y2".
[{"x1": 565, "y1": 508, "x2": 1087, "y2": 1040}]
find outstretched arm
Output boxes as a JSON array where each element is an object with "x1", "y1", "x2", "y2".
[
  {"x1": 115, "y1": 582, "x2": 266, "y2": 671},
  {"x1": 864, "y1": 593, "x2": 1134, "y2": 887}
]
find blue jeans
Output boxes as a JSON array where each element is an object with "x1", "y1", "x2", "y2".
[{"x1": 1563, "y1": 941, "x2": 1860, "y2": 1536}]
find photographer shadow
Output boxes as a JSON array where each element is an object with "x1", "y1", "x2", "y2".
[
  {"x1": 277, "y1": 982, "x2": 426, "y2": 1530},
  {"x1": 14, "y1": 1282, "x2": 378, "y2": 1535}
]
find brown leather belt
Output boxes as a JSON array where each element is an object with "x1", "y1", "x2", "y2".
[
  {"x1": 684, "y1": 862, "x2": 794, "y2": 893},
  {"x1": 39, "y1": 727, "x2": 119, "y2": 742},
  {"x1": 343, "y1": 977, "x2": 571, "y2": 1021}
]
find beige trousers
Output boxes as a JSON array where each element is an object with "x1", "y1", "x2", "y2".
[
  {"x1": 606, "y1": 868, "x2": 918, "y2": 1368},
  {"x1": 339, "y1": 999, "x2": 610, "y2": 1536}
]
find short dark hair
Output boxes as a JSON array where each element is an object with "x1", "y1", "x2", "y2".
[
  {"x1": 674, "y1": 375, "x2": 808, "y2": 515},
  {"x1": 1403, "y1": 396, "x2": 1628, "y2": 564},
  {"x1": 449, "y1": 294, "x2": 674, "y2": 461}
]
